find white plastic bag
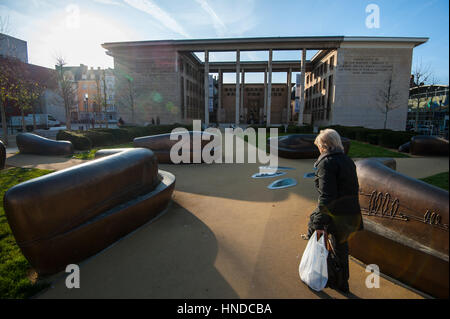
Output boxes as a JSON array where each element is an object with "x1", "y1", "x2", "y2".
[{"x1": 299, "y1": 231, "x2": 329, "y2": 291}]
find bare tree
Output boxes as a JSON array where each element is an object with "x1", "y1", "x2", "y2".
[
  {"x1": 55, "y1": 57, "x2": 77, "y2": 130},
  {"x1": 102, "y1": 69, "x2": 108, "y2": 128},
  {"x1": 0, "y1": 15, "x2": 12, "y2": 144},
  {"x1": 115, "y1": 68, "x2": 136, "y2": 124},
  {"x1": 376, "y1": 73, "x2": 401, "y2": 129},
  {"x1": 411, "y1": 59, "x2": 434, "y2": 132}
]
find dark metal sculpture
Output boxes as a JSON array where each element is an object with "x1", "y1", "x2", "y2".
[
  {"x1": 0, "y1": 140, "x2": 5, "y2": 170},
  {"x1": 267, "y1": 134, "x2": 350, "y2": 159},
  {"x1": 17, "y1": 133, "x2": 74, "y2": 156},
  {"x1": 409, "y1": 135, "x2": 449, "y2": 156},
  {"x1": 398, "y1": 141, "x2": 411, "y2": 153},
  {"x1": 94, "y1": 148, "x2": 130, "y2": 159},
  {"x1": 349, "y1": 158, "x2": 449, "y2": 298},
  {"x1": 133, "y1": 131, "x2": 217, "y2": 164},
  {"x1": 4, "y1": 148, "x2": 175, "y2": 275}
]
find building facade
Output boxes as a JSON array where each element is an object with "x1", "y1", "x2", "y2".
[
  {"x1": 103, "y1": 36, "x2": 427, "y2": 130},
  {"x1": 0, "y1": 33, "x2": 28, "y2": 63}
]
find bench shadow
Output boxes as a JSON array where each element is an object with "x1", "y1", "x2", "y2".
[{"x1": 35, "y1": 202, "x2": 238, "y2": 299}]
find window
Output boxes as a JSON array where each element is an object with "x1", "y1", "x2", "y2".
[{"x1": 330, "y1": 56, "x2": 335, "y2": 70}]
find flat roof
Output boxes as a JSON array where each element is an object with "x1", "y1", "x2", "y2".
[{"x1": 102, "y1": 36, "x2": 428, "y2": 52}]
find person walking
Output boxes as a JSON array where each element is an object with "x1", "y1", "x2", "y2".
[{"x1": 301, "y1": 128, "x2": 363, "y2": 293}]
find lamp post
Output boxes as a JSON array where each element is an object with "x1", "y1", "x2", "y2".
[{"x1": 84, "y1": 93, "x2": 89, "y2": 129}]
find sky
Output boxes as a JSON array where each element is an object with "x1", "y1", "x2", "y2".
[{"x1": 0, "y1": 0, "x2": 448, "y2": 84}]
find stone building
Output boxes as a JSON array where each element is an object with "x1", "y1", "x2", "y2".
[{"x1": 102, "y1": 36, "x2": 427, "y2": 130}]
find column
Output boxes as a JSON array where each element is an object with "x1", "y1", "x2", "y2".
[
  {"x1": 218, "y1": 69, "x2": 223, "y2": 123},
  {"x1": 183, "y1": 61, "x2": 188, "y2": 120},
  {"x1": 235, "y1": 49, "x2": 240, "y2": 126},
  {"x1": 204, "y1": 50, "x2": 209, "y2": 127},
  {"x1": 240, "y1": 69, "x2": 245, "y2": 121},
  {"x1": 263, "y1": 68, "x2": 267, "y2": 123},
  {"x1": 267, "y1": 49, "x2": 273, "y2": 127},
  {"x1": 286, "y1": 67, "x2": 292, "y2": 124},
  {"x1": 298, "y1": 49, "x2": 306, "y2": 126}
]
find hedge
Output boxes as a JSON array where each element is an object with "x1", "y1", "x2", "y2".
[
  {"x1": 319, "y1": 125, "x2": 418, "y2": 149},
  {"x1": 56, "y1": 124, "x2": 194, "y2": 150},
  {"x1": 56, "y1": 130, "x2": 92, "y2": 150}
]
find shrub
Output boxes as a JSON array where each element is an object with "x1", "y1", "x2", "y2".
[
  {"x1": 367, "y1": 134, "x2": 379, "y2": 145},
  {"x1": 94, "y1": 128, "x2": 130, "y2": 144},
  {"x1": 85, "y1": 130, "x2": 115, "y2": 147},
  {"x1": 286, "y1": 124, "x2": 314, "y2": 134},
  {"x1": 379, "y1": 131, "x2": 417, "y2": 149},
  {"x1": 56, "y1": 130, "x2": 92, "y2": 150}
]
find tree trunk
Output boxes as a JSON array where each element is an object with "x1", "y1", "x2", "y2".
[
  {"x1": 66, "y1": 103, "x2": 71, "y2": 131},
  {"x1": 0, "y1": 101, "x2": 8, "y2": 145},
  {"x1": 21, "y1": 108, "x2": 26, "y2": 132},
  {"x1": 32, "y1": 109, "x2": 36, "y2": 131}
]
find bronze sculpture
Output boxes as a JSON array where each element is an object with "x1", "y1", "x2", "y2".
[
  {"x1": 4, "y1": 148, "x2": 176, "y2": 275},
  {"x1": 0, "y1": 140, "x2": 5, "y2": 170},
  {"x1": 17, "y1": 133, "x2": 74, "y2": 156},
  {"x1": 133, "y1": 131, "x2": 217, "y2": 164},
  {"x1": 267, "y1": 134, "x2": 350, "y2": 159},
  {"x1": 349, "y1": 158, "x2": 449, "y2": 298},
  {"x1": 398, "y1": 135, "x2": 448, "y2": 156}
]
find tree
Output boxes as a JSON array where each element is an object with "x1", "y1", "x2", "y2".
[
  {"x1": 411, "y1": 59, "x2": 434, "y2": 132},
  {"x1": 55, "y1": 57, "x2": 77, "y2": 130},
  {"x1": 0, "y1": 15, "x2": 12, "y2": 144},
  {"x1": 376, "y1": 73, "x2": 401, "y2": 130},
  {"x1": 115, "y1": 68, "x2": 136, "y2": 124}
]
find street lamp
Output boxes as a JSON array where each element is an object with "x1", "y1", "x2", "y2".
[{"x1": 84, "y1": 93, "x2": 89, "y2": 128}]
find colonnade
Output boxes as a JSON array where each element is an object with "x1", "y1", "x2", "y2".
[{"x1": 196, "y1": 48, "x2": 307, "y2": 127}]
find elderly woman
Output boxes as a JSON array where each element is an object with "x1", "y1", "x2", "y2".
[{"x1": 302, "y1": 129, "x2": 363, "y2": 293}]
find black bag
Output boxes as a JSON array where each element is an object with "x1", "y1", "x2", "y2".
[{"x1": 325, "y1": 236, "x2": 346, "y2": 290}]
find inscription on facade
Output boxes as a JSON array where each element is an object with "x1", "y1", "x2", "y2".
[{"x1": 340, "y1": 57, "x2": 393, "y2": 75}]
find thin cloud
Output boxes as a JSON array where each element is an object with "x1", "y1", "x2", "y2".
[
  {"x1": 93, "y1": 0, "x2": 123, "y2": 6},
  {"x1": 194, "y1": 0, "x2": 226, "y2": 36},
  {"x1": 124, "y1": 0, "x2": 191, "y2": 38}
]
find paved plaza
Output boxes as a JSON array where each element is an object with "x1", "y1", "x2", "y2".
[{"x1": 4, "y1": 141, "x2": 445, "y2": 299}]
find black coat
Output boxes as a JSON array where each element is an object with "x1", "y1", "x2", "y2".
[{"x1": 310, "y1": 151, "x2": 363, "y2": 243}]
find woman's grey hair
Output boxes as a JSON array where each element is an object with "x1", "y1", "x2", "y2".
[{"x1": 314, "y1": 129, "x2": 344, "y2": 153}]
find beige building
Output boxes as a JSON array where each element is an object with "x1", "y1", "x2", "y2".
[{"x1": 102, "y1": 36, "x2": 427, "y2": 130}]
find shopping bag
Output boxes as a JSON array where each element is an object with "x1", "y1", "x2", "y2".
[{"x1": 299, "y1": 231, "x2": 329, "y2": 291}]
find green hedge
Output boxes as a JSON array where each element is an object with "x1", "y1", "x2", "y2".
[
  {"x1": 319, "y1": 125, "x2": 418, "y2": 149},
  {"x1": 57, "y1": 124, "x2": 193, "y2": 150},
  {"x1": 56, "y1": 130, "x2": 92, "y2": 150}
]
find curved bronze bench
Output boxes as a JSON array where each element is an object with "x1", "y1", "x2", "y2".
[
  {"x1": 1, "y1": 139, "x2": 5, "y2": 170},
  {"x1": 267, "y1": 134, "x2": 350, "y2": 159},
  {"x1": 17, "y1": 133, "x2": 74, "y2": 156},
  {"x1": 349, "y1": 158, "x2": 449, "y2": 298},
  {"x1": 409, "y1": 135, "x2": 449, "y2": 156},
  {"x1": 4, "y1": 148, "x2": 175, "y2": 275},
  {"x1": 398, "y1": 141, "x2": 411, "y2": 153},
  {"x1": 133, "y1": 131, "x2": 217, "y2": 164}
]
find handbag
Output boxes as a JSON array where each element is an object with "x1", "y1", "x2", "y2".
[{"x1": 299, "y1": 230, "x2": 329, "y2": 291}]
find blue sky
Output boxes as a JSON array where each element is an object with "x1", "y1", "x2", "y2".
[{"x1": 1, "y1": 0, "x2": 448, "y2": 83}]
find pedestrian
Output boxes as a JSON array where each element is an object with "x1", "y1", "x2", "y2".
[{"x1": 301, "y1": 128, "x2": 363, "y2": 293}]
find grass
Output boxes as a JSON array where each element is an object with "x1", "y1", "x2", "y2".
[
  {"x1": 347, "y1": 140, "x2": 410, "y2": 158},
  {"x1": 0, "y1": 167, "x2": 53, "y2": 299},
  {"x1": 420, "y1": 172, "x2": 449, "y2": 191},
  {"x1": 72, "y1": 142, "x2": 133, "y2": 160}
]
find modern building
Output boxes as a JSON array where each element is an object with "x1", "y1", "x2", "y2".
[
  {"x1": 0, "y1": 33, "x2": 28, "y2": 63},
  {"x1": 407, "y1": 84, "x2": 449, "y2": 137},
  {"x1": 102, "y1": 36, "x2": 427, "y2": 130}
]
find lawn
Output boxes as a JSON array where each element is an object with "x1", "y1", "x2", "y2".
[
  {"x1": 420, "y1": 172, "x2": 449, "y2": 191},
  {"x1": 0, "y1": 167, "x2": 53, "y2": 299},
  {"x1": 347, "y1": 140, "x2": 410, "y2": 158},
  {"x1": 72, "y1": 142, "x2": 133, "y2": 160}
]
